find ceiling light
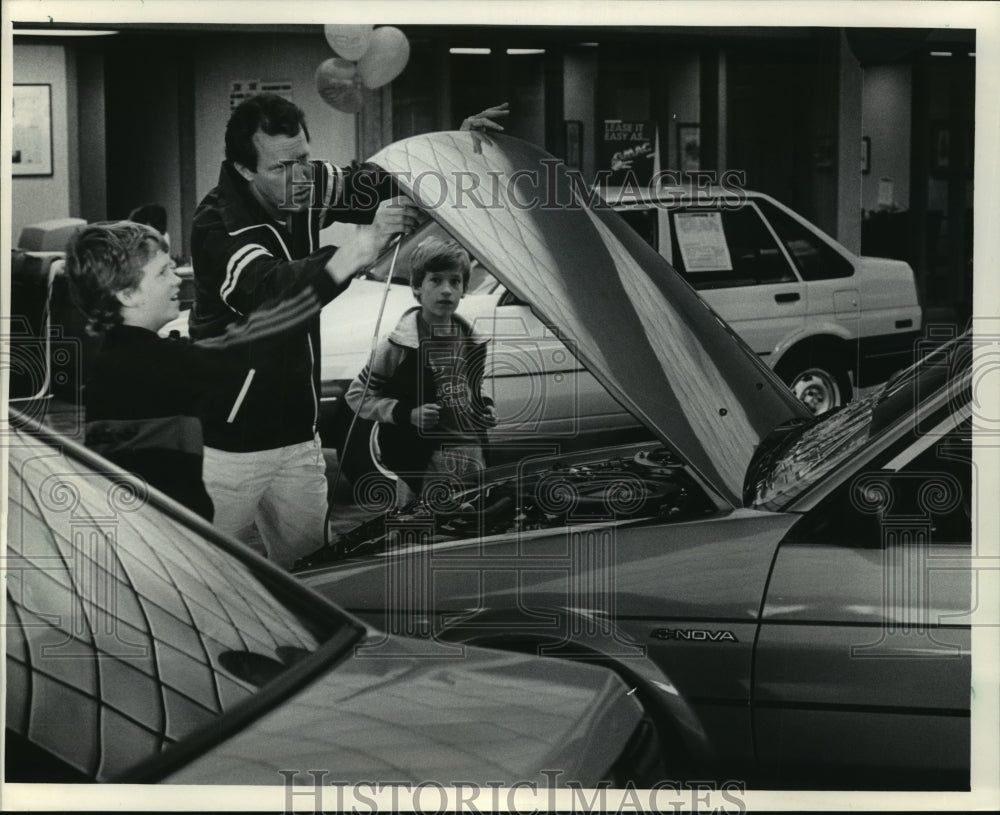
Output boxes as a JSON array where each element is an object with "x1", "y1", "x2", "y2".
[
  {"x1": 506, "y1": 48, "x2": 545, "y2": 55},
  {"x1": 14, "y1": 29, "x2": 119, "y2": 36},
  {"x1": 930, "y1": 51, "x2": 953, "y2": 57},
  {"x1": 450, "y1": 47, "x2": 491, "y2": 55}
]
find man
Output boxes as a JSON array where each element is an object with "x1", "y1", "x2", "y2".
[{"x1": 190, "y1": 92, "x2": 506, "y2": 567}]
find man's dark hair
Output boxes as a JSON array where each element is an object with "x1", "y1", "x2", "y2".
[
  {"x1": 127, "y1": 202, "x2": 168, "y2": 236},
  {"x1": 225, "y1": 93, "x2": 311, "y2": 171}
]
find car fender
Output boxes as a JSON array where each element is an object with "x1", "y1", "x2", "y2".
[
  {"x1": 769, "y1": 323, "x2": 856, "y2": 370},
  {"x1": 434, "y1": 606, "x2": 713, "y2": 767}
]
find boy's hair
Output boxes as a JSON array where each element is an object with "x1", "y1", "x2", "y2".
[
  {"x1": 409, "y1": 237, "x2": 471, "y2": 290},
  {"x1": 225, "y1": 93, "x2": 310, "y2": 172},
  {"x1": 65, "y1": 221, "x2": 168, "y2": 334}
]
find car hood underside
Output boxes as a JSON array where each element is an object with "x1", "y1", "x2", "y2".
[{"x1": 369, "y1": 133, "x2": 808, "y2": 507}]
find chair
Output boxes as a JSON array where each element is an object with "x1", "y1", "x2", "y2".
[{"x1": 16, "y1": 218, "x2": 86, "y2": 252}]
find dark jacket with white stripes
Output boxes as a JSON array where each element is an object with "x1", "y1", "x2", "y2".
[
  {"x1": 189, "y1": 159, "x2": 395, "y2": 452},
  {"x1": 86, "y1": 290, "x2": 322, "y2": 519}
]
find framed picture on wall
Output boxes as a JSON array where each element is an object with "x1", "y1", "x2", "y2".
[
  {"x1": 564, "y1": 120, "x2": 583, "y2": 170},
  {"x1": 861, "y1": 136, "x2": 871, "y2": 174},
  {"x1": 677, "y1": 122, "x2": 700, "y2": 172},
  {"x1": 932, "y1": 121, "x2": 950, "y2": 174},
  {"x1": 12, "y1": 84, "x2": 53, "y2": 177}
]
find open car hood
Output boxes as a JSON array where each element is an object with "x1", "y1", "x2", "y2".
[{"x1": 369, "y1": 133, "x2": 808, "y2": 507}]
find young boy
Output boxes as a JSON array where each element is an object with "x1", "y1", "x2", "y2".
[
  {"x1": 65, "y1": 221, "x2": 321, "y2": 537},
  {"x1": 345, "y1": 236, "x2": 497, "y2": 507}
]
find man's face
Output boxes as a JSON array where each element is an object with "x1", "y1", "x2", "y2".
[
  {"x1": 237, "y1": 129, "x2": 314, "y2": 216},
  {"x1": 413, "y1": 266, "x2": 466, "y2": 322}
]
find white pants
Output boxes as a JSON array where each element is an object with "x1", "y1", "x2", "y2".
[{"x1": 203, "y1": 436, "x2": 327, "y2": 569}]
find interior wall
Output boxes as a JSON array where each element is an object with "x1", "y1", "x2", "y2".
[
  {"x1": 564, "y1": 50, "x2": 597, "y2": 181},
  {"x1": 837, "y1": 31, "x2": 863, "y2": 254},
  {"x1": 861, "y1": 64, "x2": 912, "y2": 213},
  {"x1": 104, "y1": 43, "x2": 183, "y2": 251},
  {"x1": 192, "y1": 33, "x2": 359, "y2": 207},
  {"x1": 727, "y1": 36, "x2": 842, "y2": 238},
  {"x1": 11, "y1": 44, "x2": 72, "y2": 245},
  {"x1": 76, "y1": 50, "x2": 107, "y2": 225},
  {"x1": 664, "y1": 51, "x2": 700, "y2": 172}
]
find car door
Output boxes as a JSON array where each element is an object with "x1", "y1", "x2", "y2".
[
  {"x1": 753, "y1": 414, "x2": 972, "y2": 788},
  {"x1": 658, "y1": 201, "x2": 807, "y2": 361},
  {"x1": 752, "y1": 195, "x2": 861, "y2": 343}
]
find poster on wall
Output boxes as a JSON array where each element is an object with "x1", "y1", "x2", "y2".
[
  {"x1": 12, "y1": 84, "x2": 53, "y2": 177},
  {"x1": 598, "y1": 120, "x2": 655, "y2": 186},
  {"x1": 229, "y1": 79, "x2": 294, "y2": 111},
  {"x1": 677, "y1": 122, "x2": 701, "y2": 172}
]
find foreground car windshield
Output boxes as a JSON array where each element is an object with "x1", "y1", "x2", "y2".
[
  {"x1": 5, "y1": 423, "x2": 359, "y2": 782},
  {"x1": 748, "y1": 337, "x2": 967, "y2": 510}
]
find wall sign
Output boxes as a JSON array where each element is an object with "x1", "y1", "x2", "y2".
[
  {"x1": 599, "y1": 120, "x2": 655, "y2": 186},
  {"x1": 12, "y1": 84, "x2": 53, "y2": 177},
  {"x1": 229, "y1": 79, "x2": 294, "y2": 111}
]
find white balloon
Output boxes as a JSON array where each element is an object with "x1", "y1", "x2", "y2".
[
  {"x1": 323, "y1": 24, "x2": 373, "y2": 61},
  {"x1": 357, "y1": 26, "x2": 410, "y2": 89}
]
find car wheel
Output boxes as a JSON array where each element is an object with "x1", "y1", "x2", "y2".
[{"x1": 782, "y1": 362, "x2": 851, "y2": 415}]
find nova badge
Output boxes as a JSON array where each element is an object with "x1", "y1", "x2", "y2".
[{"x1": 651, "y1": 628, "x2": 738, "y2": 643}]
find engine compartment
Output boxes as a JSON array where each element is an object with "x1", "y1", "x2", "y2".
[{"x1": 294, "y1": 446, "x2": 716, "y2": 570}]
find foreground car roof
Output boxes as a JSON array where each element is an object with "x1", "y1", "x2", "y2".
[{"x1": 369, "y1": 133, "x2": 809, "y2": 506}]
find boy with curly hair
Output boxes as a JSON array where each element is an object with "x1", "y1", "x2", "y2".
[{"x1": 66, "y1": 221, "x2": 320, "y2": 557}]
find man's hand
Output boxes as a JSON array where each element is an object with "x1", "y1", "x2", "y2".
[
  {"x1": 326, "y1": 195, "x2": 420, "y2": 286},
  {"x1": 460, "y1": 102, "x2": 509, "y2": 154},
  {"x1": 410, "y1": 403, "x2": 441, "y2": 430},
  {"x1": 372, "y1": 195, "x2": 420, "y2": 249}
]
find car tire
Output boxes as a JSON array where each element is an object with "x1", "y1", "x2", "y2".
[{"x1": 776, "y1": 355, "x2": 852, "y2": 415}]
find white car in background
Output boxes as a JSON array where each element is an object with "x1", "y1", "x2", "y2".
[
  {"x1": 610, "y1": 186, "x2": 922, "y2": 412},
  {"x1": 319, "y1": 185, "x2": 922, "y2": 480}
]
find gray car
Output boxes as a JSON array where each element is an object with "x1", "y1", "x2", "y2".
[
  {"x1": 295, "y1": 132, "x2": 974, "y2": 790},
  {"x1": 5, "y1": 412, "x2": 658, "y2": 787}
]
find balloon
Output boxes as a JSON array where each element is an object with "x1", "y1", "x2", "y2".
[
  {"x1": 315, "y1": 59, "x2": 363, "y2": 113},
  {"x1": 316, "y1": 56, "x2": 357, "y2": 82},
  {"x1": 324, "y1": 24, "x2": 373, "y2": 61},
  {"x1": 357, "y1": 26, "x2": 410, "y2": 89}
]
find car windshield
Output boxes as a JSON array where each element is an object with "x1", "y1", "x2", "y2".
[
  {"x1": 5, "y1": 424, "x2": 358, "y2": 782},
  {"x1": 748, "y1": 336, "x2": 968, "y2": 511}
]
